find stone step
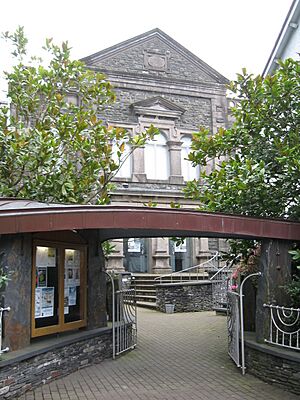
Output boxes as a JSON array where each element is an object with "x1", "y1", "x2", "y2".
[
  {"x1": 135, "y1": 290, "x2": 156, "y2": 295},
  {"x1": 213, "y1": 307, "x2": 227, "y2": 315},
  {"x1": 137, "y1": 301, "x2": 157, "y2": 309},
  {"x1": 135, "y1": 294, "x2": 156, "y2": 301}
]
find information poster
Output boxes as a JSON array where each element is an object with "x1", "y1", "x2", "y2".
[
  {"x1": 35, "y1": 288, "x2": 42, "y2": 318},
  {"x1": 35, "y1": 287, "x2": 55, "y2": 318},
  {"x1": 64, "y1": 288, "x2": 69, "y2": 314},
  {"x1": 68, "y1": 286, "x2": 77, "y2": 306},
  {"x1": 65, "y1": 249, "x2": 81, "y2": 287},
  {"x1": 128, "y1": 238, "x2": 141, "y2": 253},
  {"x1": 175, "y1": 239, "x2": 187, "y2": 253},
  {"x1": 36, "y1": 246, "x2": 56, "y2": 267},
  {"x1": 37, "y1": 267, "x2": 47, "y2": 287}
]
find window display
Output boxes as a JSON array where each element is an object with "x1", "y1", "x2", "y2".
[{"x1": 32, "y1": 243, "x2": 86, "y2": 338}]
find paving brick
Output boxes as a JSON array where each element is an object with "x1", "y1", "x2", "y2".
[{"x1": 17, "y1": 308, "x2": 299, "y2": 400}]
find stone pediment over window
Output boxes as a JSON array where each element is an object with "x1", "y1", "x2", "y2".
[{"x1": 132, "y1": 96, "x2": 185, "y2": 119}]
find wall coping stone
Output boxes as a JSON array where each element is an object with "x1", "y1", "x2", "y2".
[
  {"x1": 0, "y1": 326, "x2": 112, "y2": 368},
  {"x1": 155, "y1": 280, "x2": 212, "y2": 287},
  {"x1": 245, "y1": 332, "x2": 300, "y2": 364}
]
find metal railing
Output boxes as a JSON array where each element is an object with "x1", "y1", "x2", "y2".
[
  {"x1": 154, "y1": 252, "x2": 220, "y2": 284},
  {"x1": 264, "y1": 304, "x2": 300, "y2": 351},
  {"x1": 210, "y1": 259, "x2": 236, "y2": 308},
  {"x1": 0, "y1": 306, "x2": 10, "y2": 355}
]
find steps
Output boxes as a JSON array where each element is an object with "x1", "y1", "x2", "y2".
[
  {"x1": 132, "y1": 272, "x2": 210, "y2": 310},
  {"x1": 132, "y1": 274, "x2": 159, "y2": 309}
]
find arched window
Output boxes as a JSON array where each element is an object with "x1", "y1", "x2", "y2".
[
  {"x1": 112, "y1": 141, "x2": 132, "y2": 178},
  {"x1": 145, "y1": 132, "x2": 169, "y2": 180},
  {"x1": 181, "y1": 136, "x2": 199, "y2": 181}
]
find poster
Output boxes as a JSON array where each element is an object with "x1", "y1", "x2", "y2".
[
  {"x1": 65, "y1": 249, "x2": 75, "y2": 267},
  {"x1": 36, "y1": 246, "x2": 56, "y2": 267},
  {"x1": 35, "y1": 288, "x2": 42, "y2": 318},
  {"x1": 128, "y1": 238, "x2": 141, "y2": 253},
  {"x1": 66, "y1": 267, "x2": 75, "y2": 286},
  {"x1": 47, "y1": 247, "x2": 56, "y2": 267},
  {"x1": 74, "y1": 268, "x2": 80, "y2": 286},
  {"x1": 41, "y1": 287, "x2": 54, "y2": 317},
  {"x1": 35, "y1": 287, "x2": 54, "y2": 318},
  {"x1": 175, "y1": 239, "x2": 187, "y2": 253},
  {"x1": 37, "y1": 267, "x2": 47, "y2": 287},
  {"x1": 68, "y1": 286, "x2": 77, "y2": 306},
  {"x1": 64, "y1": 288, "x2": 69, "y2": 310}
]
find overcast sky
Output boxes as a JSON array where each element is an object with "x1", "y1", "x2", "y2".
[{"x1": 0, "y1": 0, "x2": 293, "y2": 99}]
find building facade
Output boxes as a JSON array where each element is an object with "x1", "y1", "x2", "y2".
[
  {"x1": 82, "y1": 29, "x2": 230, "y2": 274},
  {"x1": 263, "y1": 0, "x2": 300, "y2": 76}
]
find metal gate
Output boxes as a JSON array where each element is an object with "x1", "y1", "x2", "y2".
[
  {"x1": 227, "y1": 272, "x2": 262, "y2": 374},
  {"x1": 227, "y1": 291, "x2": 240, "y2": 367},
  {"x1": 106, "y1": 272, "x2": 137, "y2": 359},
  {"x1": 113, "y1": 288, "x2": 137, "y2": 358}
]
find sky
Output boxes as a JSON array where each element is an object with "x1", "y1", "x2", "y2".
[{"x1": 0, "y1": 0, "x2": 294, "y2": 100}]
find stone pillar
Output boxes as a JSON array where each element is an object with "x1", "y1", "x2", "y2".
[
  {"x1": 256, "y1": 239, "x2": 292, "y2": 343},
  {"x1": 80, "y1": 230, "x2": 107, "y2": 329},
  {"x1": 167, "y1": 140, "x2": 183, "y2": 184},
  {"x1": 195, "y1": 237, "x2": 211, "y2": 264},
  {"x1": 105, "y1": 239, "x2": 125, "y2": 272},
  {"x1": 152, "y1": 238, "x2": 172, "y2": 274},
  {"x1": 1, "y1": 234, "x2": 32, "y2": 351},
  {"x1": 132, "y1": 146, "x2": 147, "y2": 182}
]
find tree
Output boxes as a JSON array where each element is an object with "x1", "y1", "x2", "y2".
[
  {"x1": 185, "y1": 60, "x2": 300, "y2": 221},
  {"x1": 0, "y1": 27, "x2": 157, "y2": 204}
]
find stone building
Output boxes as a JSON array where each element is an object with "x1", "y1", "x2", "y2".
[{"x1": 82, "y1": 28, "x2": 230, "y2": 274}]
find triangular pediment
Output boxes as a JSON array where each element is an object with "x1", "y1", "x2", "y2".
[
  {"x1": 81, "y1": 29, "x2": 228, "y2": 85},
  {"x1": 132, "y1": 96, "x2": 185, "y2": 119}
]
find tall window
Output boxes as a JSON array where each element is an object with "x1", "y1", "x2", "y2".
[
  {"x1": 181, "y1": 136, "x2": 199, "y2": 181},
  {"x1": 145, "y1": 132, "x2": 169, "y2": 180},
  {"x1": 112, "y1": 141, "x2": 132, "y2": 178}
]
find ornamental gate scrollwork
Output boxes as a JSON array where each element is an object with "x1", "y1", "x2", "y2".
[{"x1": 227, "y1": 291, "x2": 240, "y2": 367}]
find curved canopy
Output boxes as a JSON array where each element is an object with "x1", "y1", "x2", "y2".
[{"x1": 0, "y1": 199, "x2": 299, "y2": 242}]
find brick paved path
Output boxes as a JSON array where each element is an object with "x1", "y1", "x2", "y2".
[{"x1": 19, "y1": 308, "x2": 298, "y2": 400}]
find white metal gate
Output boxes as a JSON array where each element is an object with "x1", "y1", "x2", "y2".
[
  {"x1": 227, "y1": 291, "x2": 240, "y2": 367},
  {"x1": 114, "y1": 288, "x2": 137, "y2": 358},
  {"x1": 227, "y1": 272, "x2": 262, "y2": 374},
  {"x1": 106, "y1": 271, "x2": 137, "y2": 359}
]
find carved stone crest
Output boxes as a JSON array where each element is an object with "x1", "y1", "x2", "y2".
[{"x1": 144, "y1": 50, "x2": 170, "y2": 71}]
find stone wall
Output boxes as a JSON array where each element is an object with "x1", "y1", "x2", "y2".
[
  {"x1": 156, "y1": 281, "x2": 213, "y2": 312},
  {"x1": 0, "y1": 328, "x2": 112, "y2": 399},
  {"x1": 245, "y1": 339, "x2": 300, "y2": 396},
  {"x1": 92, "y1": 36, "x2": 217, "y2": 84},
  {"x1": 103, "y1": 88, "x2": 213, "y2": 130}
]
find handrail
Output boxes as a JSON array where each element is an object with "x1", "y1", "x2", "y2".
[
  {"x1": 209, "y1": 257, "x2": 237, "y2": 281},
  {"x1": 154, "y1": 252, "x2": 220, "y2": 284}
]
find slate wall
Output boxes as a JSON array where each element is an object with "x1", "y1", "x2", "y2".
[{"x1": 156, "y1": 281, "x2": 213, "y2": 312}]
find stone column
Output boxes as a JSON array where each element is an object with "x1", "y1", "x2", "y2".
[
  {"x1": 256, "y1": 239, "x2": 292, "y2": 343},
  {"x1": 167, "y1": 140, "x2": 183, "y2": 184},
  {"x1": 80, "y1": 230, "x2": 107, "y2": 329},
  {"x1": 2, "y1": 234, "x2": 32, "y2": 351},
  {"x1": 152, "y1": 237, "x2": 172, "y2": 274},
  {"x1": 195, "y1": 237, "x2": 211, "y2": 264},
  {"x1": 132, "y1": 146, "x2": 147, "y2": 182},
  {"x1": 105, "y1": 239, "x2": 125, "y2": 272}
]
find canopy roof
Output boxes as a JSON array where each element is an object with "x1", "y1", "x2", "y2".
[{"x1": 0, "y1": 199, "x2": 299, "y2": 242}]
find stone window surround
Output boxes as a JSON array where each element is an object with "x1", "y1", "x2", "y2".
[{"x1": 109, "y1": 120, "x2": 198, "y2": 184}]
